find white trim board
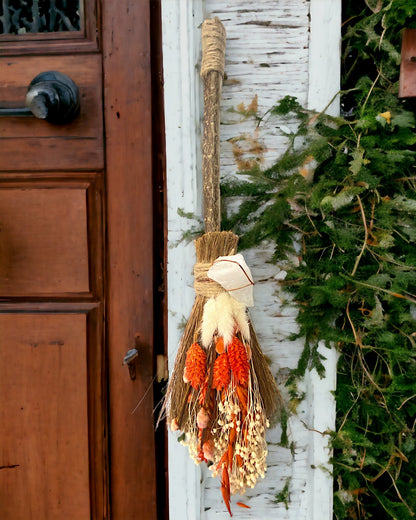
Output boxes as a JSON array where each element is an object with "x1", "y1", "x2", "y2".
[
  {"x1": 161, "y1": 1, "x2": 204, "y2": 519},
  {"x1": 306, "y1": 2, "x2": 341, "y2": 518}
]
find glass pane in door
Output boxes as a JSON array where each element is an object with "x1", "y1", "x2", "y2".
[{"x1": 0, "y1": 0, "x2": 81, "y2": 34}]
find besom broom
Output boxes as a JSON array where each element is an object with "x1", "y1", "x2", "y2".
[{"x1": 163, "y1": 18, "x2": 281, "y2": 516}]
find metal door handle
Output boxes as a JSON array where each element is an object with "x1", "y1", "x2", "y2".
[
  {"x1": 0, "y1": 71, "x2": 80, "y2": 124},
  {"x1": 123, "y1": 348, "x2": 139, "y2": 380}
]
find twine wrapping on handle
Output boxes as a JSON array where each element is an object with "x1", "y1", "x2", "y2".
[{"x1": 201, "y1": 18, "x2": 226, "y2": 78}]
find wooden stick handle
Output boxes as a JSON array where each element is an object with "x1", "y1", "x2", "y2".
[{"x1": 201, "y1": 18, "x2": 226, "y2": 233}]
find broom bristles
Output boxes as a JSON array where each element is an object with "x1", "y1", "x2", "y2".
[
  {"x1": 249, "y1": 321, "x2": 282, "y2": 421},
  {"x1": 162, "y1": 230, "x2": 281, "y2": 430}
]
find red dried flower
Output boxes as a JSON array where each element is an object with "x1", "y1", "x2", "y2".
[
  {"x1": 213, "y1": 353, "x2": 231, "y2": 391},
  {"x1": 183, "y1": 342, "x2": 207, "y2": 389},
  {"x1": 227, "y1": 336, "x2": 250, "y2": 387}
]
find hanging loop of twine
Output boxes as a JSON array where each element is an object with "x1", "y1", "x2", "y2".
[
  {"x1": 201, "y1": 17, "x2": 226, "y2": 79},
  {"x1": 194, "y1": 262, "x2": 224, "y2": 298}
]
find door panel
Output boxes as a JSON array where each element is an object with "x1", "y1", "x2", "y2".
[
  {"x1": 0, "y1": 2, "x2": 109, "y2": 516},
  {"x1": 0, "y1": 314, "x2": 91, "y2": 520},
  {"x1": 0, "y1": 55, "x2": 103, "y2": 171},
  {"x1": 0, "y1": 186, "x2": 89, "y2": 295}
]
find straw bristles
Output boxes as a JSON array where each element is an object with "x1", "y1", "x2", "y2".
[
  {"x1": 248, "y1": 321, "x2": 282, "y2": 421},
  {"x1": 195, "y1": 231, "x2": 239, "y2": 262}
]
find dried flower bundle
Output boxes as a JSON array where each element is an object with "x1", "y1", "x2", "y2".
[{"x1": 163, "y1": 237, "x2": 281, "y2": 516}]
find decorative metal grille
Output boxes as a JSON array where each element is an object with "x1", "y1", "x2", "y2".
[{"x1": 0, "y1": 0, "x2": 81, "y2": 34}]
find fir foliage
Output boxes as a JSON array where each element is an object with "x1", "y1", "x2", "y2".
[{"x1": 222, "y1": 1, "x2": 416, "y2": 518}]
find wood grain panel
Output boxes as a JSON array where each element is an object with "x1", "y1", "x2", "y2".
[
  {"x1": 0, "y1": 55, "x2": 100, "y2": 87},
  {"x1": 0, "y1": 54, "x2": 103, "y2": 170},
  {"x1": 0, "y1": 88, "x2": 99, "y2": 138},
  {"x1": 0, "y1": 187, "x2": 89, "y2": 295},
  {"x1": 0, "y1": 0, "x2": 98, "y2": 55},
  {"x1": 0, "y1": 314, "x2": 90, "y2": 520},
  {"x1": 0, "y1": 137, "x2": 104, "y2": 171},
  {"x1": 103, "y1": 1, "x2": 158, "y2": 518}
]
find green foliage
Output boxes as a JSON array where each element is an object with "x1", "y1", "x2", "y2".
[
  {"x1": 222, "y1": 1, "x2": 416, "y2": 518},
  {"x1": 274, "y1": 477, "x2": 292, "y2": 510}
]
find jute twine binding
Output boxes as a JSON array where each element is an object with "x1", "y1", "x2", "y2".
[
  {"x1": 201, "y1": 17, "x2": 226, "y2": 78},
  {"x1": 194, "y1": 262, "x2": 224, "y2": 298}
]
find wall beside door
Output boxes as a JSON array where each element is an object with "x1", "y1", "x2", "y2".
[{"x1": 162, "y1": 1, "x2": 340, "y2": 519}]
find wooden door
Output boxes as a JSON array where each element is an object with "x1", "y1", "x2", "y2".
[{"x1": 0, "y1": 1, "x2": 161, "y2": 519}]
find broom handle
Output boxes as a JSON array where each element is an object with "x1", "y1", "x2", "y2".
[{"x1": 201, "y1": 18, "x2": 226, "y2": 233}]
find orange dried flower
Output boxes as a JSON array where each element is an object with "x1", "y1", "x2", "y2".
[
  {"x1": 215, "y1": 336, "x2": 225, "y2": 354},
  {"x1": 213, "y1": 353, "x2": 231, "y2": 391},
  {"x1": 203, "y1": 439, "x2": 215, "y2": 461},
  {"x1": 183, "y1": 342, "x2": 207, "y2": 389},
  {"x1": 227, "y1": 336, "x2": 250, "y2": 387},
  {"x1": 221, "y1": 466, "x2": 232, "y2": 516},
  {"x1": 198, "y1": 378, "x2": 208, "y2": 405}
]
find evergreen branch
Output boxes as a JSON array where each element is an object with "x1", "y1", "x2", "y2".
[
  {"x1": 350, "y1": 195, "x2": 369, "y2": 277},
  {"x1": 342, "y1": 276, "x2": 416, "y2": 304}
]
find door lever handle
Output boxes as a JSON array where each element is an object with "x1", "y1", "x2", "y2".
[{"x1": 0, "y1": 71, "x2": 80, "y2": 124}]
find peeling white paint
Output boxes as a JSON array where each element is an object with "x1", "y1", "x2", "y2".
[
  {"x1": 161, "y1": 1, "x2": 204, "y2": 518},
  {"x1": 162, "y1": 1, "x2": 341, "y2": 518}
]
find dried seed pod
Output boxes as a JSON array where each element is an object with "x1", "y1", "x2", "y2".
[
  {"x1": 215, "y1": 336, "x2": 225, "y2": 354},
  {"x1": 170, "y1": 418, "x2": 180, "y2": 432},
  {"x1": 203, "y1": 439, "x2": 215, "y2": 461}
]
